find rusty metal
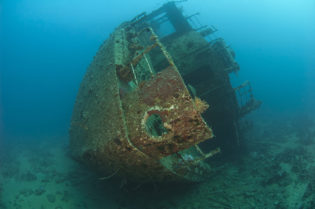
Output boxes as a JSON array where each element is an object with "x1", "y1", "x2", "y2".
[{"x1": 70, "y1": 1, "x2": 260, "y2": 183}]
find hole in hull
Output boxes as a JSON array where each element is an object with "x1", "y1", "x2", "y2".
[{"x1": 144, "y1": 113, "x2": 168, "y2": 137}]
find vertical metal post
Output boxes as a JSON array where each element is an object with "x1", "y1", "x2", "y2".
[
  {"x1": 144, "y1": 54, "x2": 154, "y2": 75},
  {"x1": 130, "y1": 63, "x2": 139, "y2": 85}
]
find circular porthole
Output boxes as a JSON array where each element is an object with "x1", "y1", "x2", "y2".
[{"x1": 144, "y1": 113, "x2": 168, "y2": 137}]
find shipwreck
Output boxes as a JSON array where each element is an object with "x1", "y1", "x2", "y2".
[{"x1": 69, "y1": 1, "x2": 261, "y2": 183}]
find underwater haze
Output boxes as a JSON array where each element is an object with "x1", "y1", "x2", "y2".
[{"x1": 1, "y1": 0, "x2": 315, "y2": 208}]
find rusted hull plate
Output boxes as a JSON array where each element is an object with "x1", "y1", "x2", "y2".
[{"x1": 122, "y1": 66, "x2": 213, "y2": 158}]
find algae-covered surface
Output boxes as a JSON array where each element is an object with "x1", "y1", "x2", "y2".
[{"x1": 1, "y1": 113, "x2": 315, "y2": 209}]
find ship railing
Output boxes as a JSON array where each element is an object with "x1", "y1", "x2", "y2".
[{"x1": 234, "y1": 81, "x2": 262, "y2": 117}]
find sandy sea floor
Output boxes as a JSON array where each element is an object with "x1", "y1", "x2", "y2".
[{"x1": 1, "y1": 114, "x2": 315, "y2": 209}]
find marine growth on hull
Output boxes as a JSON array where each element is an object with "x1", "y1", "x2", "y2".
[{"x1": 70, "y1": 1, "x2": 261, "y2": 183}]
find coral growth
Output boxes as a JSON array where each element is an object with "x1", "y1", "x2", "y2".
[{"x1": 194, "y1": 97, "x2": 209, "y2": 114}]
